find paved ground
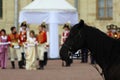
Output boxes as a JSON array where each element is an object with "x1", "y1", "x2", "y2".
[{"x1": 0, "y1": 60, "x2": 103, "y2": 80}]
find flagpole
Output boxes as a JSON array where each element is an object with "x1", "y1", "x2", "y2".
[
  {"x1": 74, "y1": 0, "x2": 78, "y2": 11},
  {"x1": 14, "y1": 0, "x2": 19, "y2": 31}
]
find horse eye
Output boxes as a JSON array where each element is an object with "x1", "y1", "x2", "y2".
[{"x1": 69, "y1": 47, "x2": 72, "y2": 51}]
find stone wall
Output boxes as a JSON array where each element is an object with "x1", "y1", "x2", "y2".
[
  {"x1": 78, "y1": 0, "x2": 120, "y2": 32},
  {"x1": 0, "y1": 0, "x2": 120, "y2": 34}
]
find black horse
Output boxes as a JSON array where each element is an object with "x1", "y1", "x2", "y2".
[{"x1": 60, "y1": 20, "x2": 120, "y2": 80}]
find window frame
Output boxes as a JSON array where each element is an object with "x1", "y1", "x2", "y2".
[{"x1": 96, "y1": 0, "x2": 113, "y2": 20}]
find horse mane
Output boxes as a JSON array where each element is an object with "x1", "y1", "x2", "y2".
[
  {"x1": 85, "y1": 24, "x2": 119, "y2": 42},
  {"x1": 77, "y1": 20, "x2": 115, "y2": 40},
  {"x1": 78, "y1": 21, "x2": 120, "y2": 69}
]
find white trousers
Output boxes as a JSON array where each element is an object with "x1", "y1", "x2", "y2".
[
  {"x1": 37, "y1": 44, "x2": 46, "y2": 61},
  {"x1": 20, "y1": 46, "x2": 26, "y2": 53},
  {"x1": 10, "y1": 47, "x2": 21, "y2": 61}
]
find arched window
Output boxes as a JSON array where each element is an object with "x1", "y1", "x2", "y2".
[
  {"x1": 97, "y1": 0, "x2": 113, "y2": 20},
  {"x1": 0, "y1": 0, "x2": 2, "y2": 18}
]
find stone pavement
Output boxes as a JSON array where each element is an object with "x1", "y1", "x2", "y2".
[{"x1": 0, "y1": 60, "x2": 102, "y2": 80}]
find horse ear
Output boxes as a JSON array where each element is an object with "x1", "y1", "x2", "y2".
[
  {"x1": 79, "y1": 20, "x2": 84, "y2": 25},
  {"x1": 77, "y1": 19, "x2": 84, "y2": 29}
]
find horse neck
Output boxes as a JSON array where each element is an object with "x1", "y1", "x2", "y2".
[{"x1": 85, "y1": 27, "x2": 113, "y2": 69}]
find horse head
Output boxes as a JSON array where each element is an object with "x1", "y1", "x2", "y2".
[{"x1": 60, "y1": 20, "x2": 87, "y2": 62}]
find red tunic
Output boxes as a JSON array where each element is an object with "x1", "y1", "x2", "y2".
[
  {"x1": 36, "y1": 31, "x2": 47, "y2": 44},
  {"x1": 19, "y1": 31, "x2": 27, "y2": 46},
  {"x1": 62, "y1": 30, "x2": 70, "y2": 43},
  {"x1": 107, "y1": 31, "x2": 113, "y2": 37},
  {"x1": 8, "y1": 33, "x2": 19, "y2": 47}
]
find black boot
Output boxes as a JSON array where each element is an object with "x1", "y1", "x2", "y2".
[
  {"x1": 38, "y1": 61, "x2": 44, "y2": 70},
  {"x1": 43, "y1": 52, "x2": 48, "y2": 66},
  {"x1": 65, "y1": 60, "x2": 71, "y2": 67},
  {"x1": 65, "y1": 58, "x2": 71, "y2": 67},
  {"x1": 65, "y1": 55, "x2": 72, "y2": 67},
  {"x1": 18, "y1": 61, "x2": 24, "y2": 69},
  {"x1": 21, "y1": 52, "x2": 25, "y2": 66},
  {"x1": 11, "y1": 61, "x2": 15, "y2": 69}
]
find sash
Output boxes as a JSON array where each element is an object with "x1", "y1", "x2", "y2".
[
  {"x1": 0, "y1": 42, "x2": 11, "y2": 45},
  {"x1": 11, "y1": 43, "x2": 20, "y2": 49}
]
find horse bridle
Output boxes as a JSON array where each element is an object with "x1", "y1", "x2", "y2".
[
  {"x1": 63, "y1": 43, "x2": 72, "y2": 51},
  {"x1": 63, "y1": 29, "x2": 82, "y2": 52}
]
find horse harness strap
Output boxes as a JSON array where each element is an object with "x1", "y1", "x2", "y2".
[{"x1": 92, "y1": 63, "x2": 105, "y2": 80}]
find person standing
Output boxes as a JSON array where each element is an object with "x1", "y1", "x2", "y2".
[
  {"x1": 117, "y1": 28, "x2": 120, "y2": 40},
  {"x1": 37, "y1": 24, "x2": 47, "y2": 70},
  {"x1": 106, "y1": 25, "x2": 113, "y2": 37},
  {"x1": 42, "y1": 23, "x2": 49, "y2": 66},
  {"x1": 61, "y1": 24, "x2": 72, "y2": 67},
  {"x1": 9, "y1": 27, "x2": 23, "y2": 69},
  {"x1": 81, "y1": 48, "x2": 88, "y2": 63},
  {"x1": 19, "y1": 21, "x2": 27, "y2": 32},
  {"x1": 112, "y1": 25, "x2": 118, "y2": 39},
  {"x1": 61, "y1": 24, "x2": 70, "y2": 45},
  {"x1": 0, "y1": 29, "x2": 10, "y2": 69},
  {"x1": 19, "y1": 25, "x2": 27, "y2": 66},
  {"x1": 25, "y1": 30, "x2": 37, "y2": 70}
]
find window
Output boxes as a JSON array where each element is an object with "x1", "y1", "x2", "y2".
[
  {"x1": 0, "y1": 0, "x2": 2, "y2": 18},
  {"x1": 97, "y1": 0, "x2": 113, "y2": 20}
]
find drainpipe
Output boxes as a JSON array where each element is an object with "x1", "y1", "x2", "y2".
[
  {"x1": 14, "y1": 0, "x2": 19, "y2": 31},
  {"x1": 74, "y1": 0, "x2": 78, "y2": 11}
]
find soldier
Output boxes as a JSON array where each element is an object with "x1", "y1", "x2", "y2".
[
  {"x1": 112, "y1": 25, "x2": 118, "y2": 39},
  {"x1": 61, "y1": 23, "x2": 72, "y2": 67},
  {"x1": 36, "y1": 24, "x2": 47, "y2": 70},
  {"x1": 9, "y1": 27, "x2": 23, "y2": 69},
  {"x1": 19, "y1": 21, "x2": 27, "y2": 32},
  {"x1": 19, "y1": 21, "x2": 30, "y2": 39},
  {"x1": 19, "y1": 24, "x2": 27, "y2": 66},
  {"x1": 61, "y1": 24, "x2": 70, "y2": 45},
  {"x1": 106, "y1": 25, "x2": 113, "y2": 37},
  {"x1": 117, "y1": 28, "x2": 120, "y2": 40},
  {"x1": 42, "y1": 23, "x2": 49, "y2": 66}
]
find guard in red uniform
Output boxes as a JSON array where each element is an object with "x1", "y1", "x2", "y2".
[
  {"x1": 9, "y1": 27, "x2": 24, "y2": 69},
  {"x1": 61, "y1": 24, "x2": 70, "y2": 45},
  {"x1": 61, "y1": 24, "x2": 73, "y2": 67},
  {"x1": 37, "y1": 24, "x2": 47, "y2": 70},
  {"x1": 106, "y1": 25, "x2": 113, "y2": 37},
  {"x1": 19, "y1": 24, "x2": 27, "y2": 66}
]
